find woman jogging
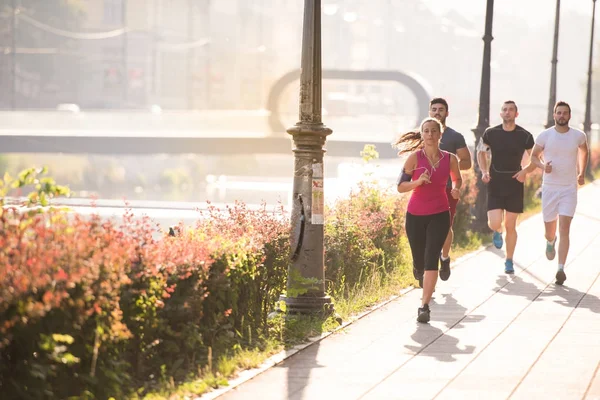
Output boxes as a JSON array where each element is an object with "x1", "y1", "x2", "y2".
[{"x1": 395, "y1": 117, "x2": 462, "y2": 323}]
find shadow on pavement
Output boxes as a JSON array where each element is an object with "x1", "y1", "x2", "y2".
[
  {"x1": 403, "y1": 295, "x2": 480, "y2": 363},
  {"x1": 544, "y1": 283, "x2": 600, "y2": 314},
  {"x1": 285, "y1": 341, "x2": 324, "y2": 400},
  {"x1": 492, "y1": 259, "x2": 600, "y2": 316},
  {"x1": 281, "y1": 316, "x2": 326, "y2": 400},
  {"x1": 437, "y1": 293, "x2": 486, "y2": 329},
  {"x1": 494, "y1": 272, "x2": 543, "y2": 302},
  {"x1": 404, "y1": 324, "x2": 476, "y2": 363}
]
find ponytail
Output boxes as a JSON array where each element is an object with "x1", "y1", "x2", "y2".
[{"x1": 393, "y1": 130, "x2": 423, "y2": 155}]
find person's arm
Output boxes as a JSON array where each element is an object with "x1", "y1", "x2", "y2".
[
  {"x1": 476, "y1": 138, "x2": 491, "y2": 183},
  {"x1": 521, "y1": 148, "x2": 533, "y2": 167},
  {"x1": 524, "y1": 144, "x2": 546, "y2": 173},
  {"x1": 577, "y1": 140, "x2": 589, "y2": 185},
  {"x1": 449, "y1": 155, "x2": 462, "y2": 199},
  {"x1": 456, "y1": 146, "x2": 472, "y2": 170},
  {"x1": 513, "y1": 148, "x2": 534, "y2": 182},
  {"x1": 397, "y1": 153, "x2": 429, "y2": 193}
]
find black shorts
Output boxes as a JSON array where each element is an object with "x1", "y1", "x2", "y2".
[{"x1": 487, "y1": 181, "x2": 524, "y2": 213}]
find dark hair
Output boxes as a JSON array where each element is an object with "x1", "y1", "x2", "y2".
[
  {"x1": 503, "y1": 100, "x2": 518, "y2": 112},
  {"x1": 429, "y1": 97, "x2": 449, "y2": 111},
  {"x1": 393, "y1": 117, "x2": 443, "y2": 155},
  {"x1": 554, "y1": 101, "x2": 571, "y2": 114}
]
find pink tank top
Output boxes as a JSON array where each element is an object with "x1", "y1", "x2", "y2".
[{"x1": 407, "y1": 150, "x2": 451, "y2": 215}]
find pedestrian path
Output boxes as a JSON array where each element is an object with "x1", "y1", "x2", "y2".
[{"x1": 214, "y1": 181, "x2": 600, "y2": 400}]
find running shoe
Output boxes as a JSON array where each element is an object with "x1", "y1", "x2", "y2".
[
  {"x1": 555, "y1": 269, "x2": 566, "y2": 285},
  {"x1": 493, "y1": 231, "x2": 503, "y2": 249},
  {"x1": 504, "y1": 259, "x2": 514, "y2": 274},
  {"x1": 417, "y1": 304, "x2": 431, "y2": 323},
  {"x1": 546, "y1": 237, "x2": 557, "y2": 260},
  {"x1": 439, "y1": 253, "x2": 451, "y2": 281}
]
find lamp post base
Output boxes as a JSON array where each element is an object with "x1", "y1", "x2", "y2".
[{"x1": 279, "y1": 294, "x2": 334, "y2": 315}]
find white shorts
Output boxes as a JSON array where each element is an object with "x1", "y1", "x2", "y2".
[{"x1": 542, "y1": 185, "x2": 578, "y2": 222}]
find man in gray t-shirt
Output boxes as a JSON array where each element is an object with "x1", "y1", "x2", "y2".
[
  {"x1": 428, "y1": 98, "x2": 472, "y2": 281},
  {"x1": 518, "y1": 101, "x2": 589, "y2": 286}
]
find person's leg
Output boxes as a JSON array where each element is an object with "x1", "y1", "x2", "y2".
[
  {"x1": 441, "y1": 228, "x2": 453, "y2": 259},
  {"x1": 555, "y1": 215, "x2": 573, "y2": 285},
  {"x1": 504, "y1": 212, "x2": 519, "y2": 258},
  {"x1": 441, "y1": 187, "x2": 457, "y2": 259},
  {"x1": 439, "y1": 188, "x2": 457, "y2": 280},
  {"x1": 405, "y1": 212, "x2": 426, "y2": 287},
  {"x1": 545, "y1": 219, "x2": 558, "y2": 242},
  {"x1": 554, "y1": 186, "x2": 578, "y2": 285},
  {"x1": 502, "y1": 186, "x2": 524, "y2": 273},
  {"x1": 488, "y1": 207, "x2": 505, "y2": 249},
  {"x1": 488, "y1": 190, "x2": 505, "y2": 249},
  {"x1": 422, "y1": 212, "x2": 451, "y2": 306},
  {"x1": 504, "y1": 212, "x2": 519, "y2": 273},
  {"x1": 488, "y1": 208, "x2": 504, "y2": 232},
  {"x1": 542, "y1": 185, "x2": 559, "y2": 260},
  {"x1": 557, "y1": 215, "x2": 573, "y2": 265}
]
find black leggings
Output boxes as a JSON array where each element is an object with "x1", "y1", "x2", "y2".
[{"x1": 406, "y1": 211, "x2": 451, "y2": 272}]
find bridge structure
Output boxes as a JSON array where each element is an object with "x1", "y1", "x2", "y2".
[{"x1": 0, "y1": 69, "x2": 431, "y2": 159}]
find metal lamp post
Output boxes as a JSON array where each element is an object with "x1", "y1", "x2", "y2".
[
  {"x1": 472, "y1": 0, "x2": 494, "y2": 232},
  {"x1": 122, "y1": 0, "x2": 128, "y2": 105},
  {"x1": 11, "y1": 0, "x2": 17, "y2": 110},
  {"x1": 545, "y1": 0, "x2": 561, "y2": 128},
  {"x1": 279, "y1": 0, "x2": 334, "y2": 314},
  {"x1": 584, "y1": 0, "x2": 597, "y2": 180}
]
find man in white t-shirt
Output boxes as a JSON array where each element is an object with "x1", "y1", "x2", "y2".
[{"x1": 516, "y1": 101, "x2": 589, "y2": 285}]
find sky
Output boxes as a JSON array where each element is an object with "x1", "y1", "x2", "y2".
[{"x1": 422, "y1": 0, "x2": 594, "y2": 26}]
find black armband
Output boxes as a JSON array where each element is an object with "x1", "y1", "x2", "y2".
[{"x1": 397, "y1": 170, "x2": 412, "y2": 185}]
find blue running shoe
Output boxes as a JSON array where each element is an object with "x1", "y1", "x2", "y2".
[
  {"x1": 505, "y1": 259, "x2": 514, "y2": 274},
  {"x1": 493, "y1": 231, "x2": 503, "y2": 249},
  {"x1": 546, "y1": 237, "x2": 557, "y2": 260}
]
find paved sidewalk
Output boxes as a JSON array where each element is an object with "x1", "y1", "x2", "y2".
[{"x1": 217, "y1": 182, "x2": 600, "y2": 400}]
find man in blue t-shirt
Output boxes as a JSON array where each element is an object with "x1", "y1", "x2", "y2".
[{"x1": 429, "y1": 98, "x2": 472, "y2": 282}]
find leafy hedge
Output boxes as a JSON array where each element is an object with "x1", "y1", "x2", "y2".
[{"x1": 0, "y1": 170, "x2": 290, "y2": 399}]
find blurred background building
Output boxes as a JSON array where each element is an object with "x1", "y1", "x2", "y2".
[{"x1": 1, "y1": 0, "x2": 598, "y2": 129}]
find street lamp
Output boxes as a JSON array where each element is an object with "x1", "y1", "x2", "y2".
[
  {"x1": 472, "y1": 0, "x2": 494, "y2": 232},
  {"x1": 11, "y1": 0, "x2": 17, "y2": 110},
  {"x1": 122, "y1": 0, "x2": 128, "y2": 105},
  {"x1": 584, "y1": 0, "x2": 597, "y2": 180},
  {"x1": 279, "y1": 0, "x2": 334, "y2": 315},
  {"x1": 545, "y1": 0, "x2": 561, "y2": 128}
]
